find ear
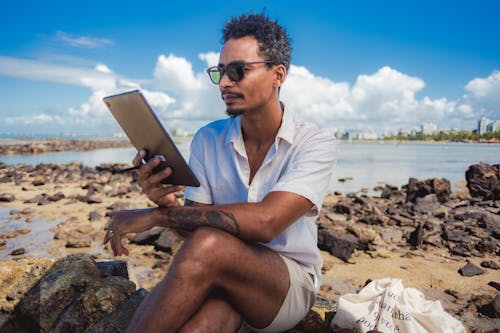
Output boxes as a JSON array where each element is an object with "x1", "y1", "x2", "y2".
[{"x1": 273, "y1": 65, "x2": 287, "y2": 88}]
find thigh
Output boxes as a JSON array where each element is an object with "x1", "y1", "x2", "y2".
[{"x1": 180, "y1": 227, "x2": 291, "y2": 329}]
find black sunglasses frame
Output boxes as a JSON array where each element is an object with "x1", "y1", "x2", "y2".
[{"x1": 206, "y1": 61, "x2": 275, "y2": 84}]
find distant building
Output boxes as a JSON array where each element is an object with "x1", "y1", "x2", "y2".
[
  {"x1": 490, "y1": 120, "x2": 500, "y2": 133},
  {"x1": 478, "y1": 117, "x2": 490, "y2": 135},
  {"x1": 421, "y1": 122, "x2": 438, "y2": 135}
]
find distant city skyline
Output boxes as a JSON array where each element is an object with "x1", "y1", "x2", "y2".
[{"x1": 0, "y1": 1, "x2": 499, "y2": 136}]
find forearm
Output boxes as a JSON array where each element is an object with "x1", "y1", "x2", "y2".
[{"x1": 154, "y1": 205, "x2": 242, "y2": 238}]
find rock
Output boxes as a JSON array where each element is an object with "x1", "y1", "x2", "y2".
[
  {"x1": 477, "y1": 295, "x2": 500, "y2": 319},
  {"x1": 49, "y1": 276, "x2": 136, "y2": 333},
  {"x1": 47, "y1": 192, "x2": 65, "y2": 202},
  {"x1": 87, "y1": 289, "x2": 148, "y2": 333},
  {"x1": 97, "y1": 261, "x2": 129, "y2": 279},
  {"x1": 332, "y1": 202, "x2": 352, "y2": 215},
  {"x1": 408, "y1": 222, "x2": 425, "y2": 248},
  {"x1": 481, "y1": 260, "x2": 500, "y2": 270},
  {"x1": 481, "y1": 212, "x2": 500, "y2": 239},
  {"x1": 488, "y1": 281, "x2": 500, "y2": 291},
  {"x1": 10, "y1": 248, "x2": 25, "y2": 256},
  {"x1": 318, "y1": 228, "x2": 358, "y2": 261},
  {"x1": 154, "y1": 229, "x2": 184, "y2": 254},
  {"x1": 66, "y1": 239, "x2": 91, "y2": 248},
  {"x1": 76, "y1": 195, "x2": 103, "y2": 204},
  {"x1": 32, "y1": 176, "x2": 45, "y2": 186},
  {"x1": 12, "y1": 254, "x2": 101, "y2": 332},
  {"x1": 326, "y1": 213, "x2": 348, "y2": 224},
  {"x1": 459, "y1": 261, "x2": 485, "y2": 277},
  {"x1": 413, "y1": 194, "x2": 441, "y2": 214},
  {"x1": 0, "y1": 193, "x2": 15, "y2": 202},
  {"x1": 131, "y1": 226, "x2": 165, "y2": 245},
  {"x1": 89, "y1": 211, "x2": 102, "y2": 222},
  {"x1": 406, "y1": 177, "x2": 451, "y2": 204},
  {"x1": 0, "y1": 229, "x2": 30, "y2": 240},
  {"x1": 465, "y1": 163, "x2": 500, "y2": 200}
]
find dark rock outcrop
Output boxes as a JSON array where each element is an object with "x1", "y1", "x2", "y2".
[
  {"x1": 2, "y1": 254, "x2": 139, "y2": 333},
  {"x1": 466, "y1": 163, "x2": 500, "y2": 200}
]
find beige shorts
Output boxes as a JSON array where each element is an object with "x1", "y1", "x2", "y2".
[{"x1": 237, "y1": 255, "x2": 316, "y2": 333}]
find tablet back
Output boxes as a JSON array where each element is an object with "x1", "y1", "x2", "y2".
[{"x1": 103, "y1": 90, "x2": 200, "y2": 187}]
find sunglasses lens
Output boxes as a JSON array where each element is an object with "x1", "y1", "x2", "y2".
[
  {"x1": 208, "y1": 68, "x2": 222, "y2": 84},
  {"x1": 226, "y1": 63, "x2": 244, "y2": 82}
]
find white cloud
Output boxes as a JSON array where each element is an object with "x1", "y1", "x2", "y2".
[
  {"x1": 0, "y1": 53, "x2": 498, "y2": 134},
  {"x1": 56, "y1": 31, "x2": 113, "y2": 48},
  {"x1": 462, "y1": 71, "x2": 500, "y2": 119}
]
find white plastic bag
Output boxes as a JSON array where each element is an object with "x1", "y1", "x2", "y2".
[{"x1": 331, "y1": 278, "x2": 465, "y2": 333}]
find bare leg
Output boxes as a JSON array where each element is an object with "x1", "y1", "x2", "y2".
[
  {"x1": 178, "y1": 289, "x2": 242, "y2": 333},
  {"x1": 126, "y1": 227, "x2": 290, "y2": 333}
]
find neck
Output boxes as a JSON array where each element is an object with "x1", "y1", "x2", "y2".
[{"x1": 240, "y1": 100, "x2": 283, "y2": 146}]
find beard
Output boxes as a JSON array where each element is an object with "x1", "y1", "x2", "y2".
[{"x1": 226, "y1": 107, "x2": 245, "y2": 118}]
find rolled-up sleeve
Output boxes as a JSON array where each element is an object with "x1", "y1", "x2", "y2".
[
  {"x1": 184, "y1": 130, "x2": 213, "y2": 204},
  {"x1": 271, "y1": 130, "x2": 336, "y2": 215}
]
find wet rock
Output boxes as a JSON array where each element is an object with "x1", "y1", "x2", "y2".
[
  {"x1": 318, "y1": 227, "x2": 358, "y2": 261},
  {"x1": 466, "y1": 163, "x2": 500, "y2": 200},
  {"x1": 0, "y1": 229, "x2": 30, "y2": 240},
  {"x1": 10, "y1": 248, "x2": 25, "y2": 256},
  {"x1": 459, "y1": 261, "x2": 484, "y2": 276},
  {"x1": 0, "y1": 193, "x2": 15, "y2": 202}
]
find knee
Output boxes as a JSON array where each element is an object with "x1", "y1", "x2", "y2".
[{"x1": 180, "y1": 227, "x2": 238, "y2": 270}]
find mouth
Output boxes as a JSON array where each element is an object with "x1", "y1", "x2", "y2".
[{"x1": 222, "y1": 91, "x2": 244, "y2": 104}]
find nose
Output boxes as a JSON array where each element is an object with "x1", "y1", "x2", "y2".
[{"x1": 219, "y1": 70, "x2": 235, "y2": 89}]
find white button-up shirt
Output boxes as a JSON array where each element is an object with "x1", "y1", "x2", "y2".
[{"x1": 184, "y1": 109, "x2": 336, "y2": 289}]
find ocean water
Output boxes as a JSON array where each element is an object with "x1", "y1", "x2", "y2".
[{"x1": 0, "y1": 140, "x2": 499, "y2": 194}]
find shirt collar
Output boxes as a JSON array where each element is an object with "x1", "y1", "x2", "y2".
[{"x1": 224, "y1": 104, "x2": 295, "y2": 149}]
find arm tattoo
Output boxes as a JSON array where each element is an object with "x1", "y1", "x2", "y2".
[{"x1": 164, "y1": 207, "x2": 241, "y2": 237}]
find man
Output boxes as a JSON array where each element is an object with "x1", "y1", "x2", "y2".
[{"x1": 104, "y1": 13, "x2": 335, "y2": 332}]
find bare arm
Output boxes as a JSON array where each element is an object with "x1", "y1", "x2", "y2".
[{"x1": 104, "y1": 191, "x2": 312, "y2": 256}]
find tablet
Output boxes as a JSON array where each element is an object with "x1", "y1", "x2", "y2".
[{"x1": 103, "y1": 90, "x2": 200, "y2": 187}]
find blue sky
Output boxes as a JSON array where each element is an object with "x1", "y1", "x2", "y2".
[{"x1": 0, "y1": 0, "x2": 499, "y2": 135}]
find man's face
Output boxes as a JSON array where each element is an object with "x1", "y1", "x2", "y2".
[{"x1": 218, "y1": 36, "x2": 276, "y2": 117}]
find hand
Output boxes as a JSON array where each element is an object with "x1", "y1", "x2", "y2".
[
  {"x1": 133, "y1": 150, "x2": 185, "y2": 207},
  {"x1": 103, "y1": 209, "x2": 158, "y2": 256}
]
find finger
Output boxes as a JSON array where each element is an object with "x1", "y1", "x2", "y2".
[
  {"x1": 132, "y1": 150, "x2": 147, "y2": 167},
  {"x1": 142, "y1": 167, "x2": 173, "y2": 190},
  {"x1": 137, "y1": 158, "x2": 162, "y2": 185}
]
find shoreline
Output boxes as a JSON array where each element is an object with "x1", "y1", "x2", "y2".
[{"x1": 0, "y1": 161, "x2": 499, "y2": 331}]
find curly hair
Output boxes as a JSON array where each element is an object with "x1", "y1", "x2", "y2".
[{"x1": 222, "y1": 13, "x2": 292, "y2": 71}]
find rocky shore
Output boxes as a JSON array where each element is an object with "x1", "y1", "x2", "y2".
[
  {"x1": 0, "y1": 160, "x2": 498, "y2": 332},
  {"x1": 0, "y1": 139, "x2": 131, "y2": 155}
]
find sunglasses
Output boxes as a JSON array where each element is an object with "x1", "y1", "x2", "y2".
[{"x1": 206, "y1": 61, "x2": 275, "y2": 84}]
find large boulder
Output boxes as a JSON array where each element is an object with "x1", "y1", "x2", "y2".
[
  {"x1": 406, "y1": 177, "x2": 451, "y2": 204},
  {"x1": 466, "y1": 163, "x2": 500, "y2": 200},
  {"x1": 3, "y1": 254, "x2": 138, "y2": 333}
]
